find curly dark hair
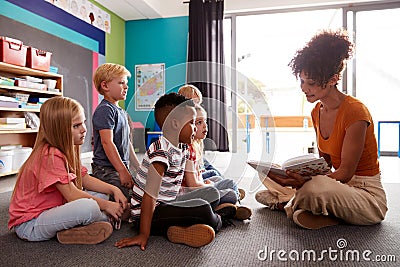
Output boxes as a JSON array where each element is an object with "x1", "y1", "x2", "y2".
[
  {"x1": 288, "y1": 29, "x2": 354, "y2": 88},
  {"x1": 154, "y1": 92, "x2": 195, "y2": 128}
]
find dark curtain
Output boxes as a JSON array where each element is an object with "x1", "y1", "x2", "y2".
[{"x1": 187, "y1": 0, "x2": 229, "y2": 152}]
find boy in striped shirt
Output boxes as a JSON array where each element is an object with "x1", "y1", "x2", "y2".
[{"x1": 115, "y1": 93, "x2": 222, "y2": 249}]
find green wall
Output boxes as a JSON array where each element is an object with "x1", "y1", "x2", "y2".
[
  {"x1": 91, "y1": 1, "x2": 126, "y2": 108},
  {"x1": 125, "y1": 16, "x2": 189, "y2": 130},
  {"x1": 90, "y1": 0, "x2": 125, "y2": 64}
]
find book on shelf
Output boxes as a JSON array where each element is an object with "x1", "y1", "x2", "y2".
[
  {"x1": 28, "y1": 97, "x2": 49, "y2": 104},
  {"x1": 0, "y1": 117, "x2": 26, "y2": 124},
  {"x1": 0, "y1": 96, "x2": 19, "y2": 108},
  {"x1": 0, "y1": 122, "x2": 26, "y2": 130},
  {"x1": 0, "y1": 144, "x2": 22, "y2": 150},
  {"x1": 0, "y1": 76, "x2": 14, "y2": 86},
  {"x1": 0, "y1": 95, "x2": 19, "y2": 103},
  {"x1": 19, "y1": 76, "x2": 43, "y2": 83},
  {"x1": 247, "y1": 154, "x2": 331, "y2": 178},
  {"x1": 19, "y1": 103, "x2": 41, "y2": 109},
  {"x1": 14, "y1": 79, "x2": 47, "y2": 91}
]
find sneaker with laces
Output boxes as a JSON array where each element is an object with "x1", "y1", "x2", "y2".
[
  {"x1": 57, "y1": 221, "x2": 113, "y2": 245},
  {"x1": 234, "y1": 206, "x2": 252, "y2": 221},
  {"x1": 167, "y1": 224, "x2": 215, "y2": 248},
  {"x1": 293, "y1": 209, "x2": 340, "y2": 230},
  {"x1": 214, "y1": 203, "x2": 237, "y2": 219},
  {"x1": 255, "y1": 190, "x2": 286, "y2": 211}
]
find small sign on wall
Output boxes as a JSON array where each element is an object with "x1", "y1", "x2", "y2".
[
  {"x1": 45, "y1": 0, "x2": 111, "y2": 33},
  {"x1": 135, "y1": 63, "x2": 165, "y2": 111}
]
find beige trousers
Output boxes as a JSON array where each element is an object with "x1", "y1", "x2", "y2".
[{"x1": 261, "y1": 174, "x2": 388, "y2": 225}]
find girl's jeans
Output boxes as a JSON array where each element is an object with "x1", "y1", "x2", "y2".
[{"x1": 14, "y1": 191, "x2": 109, "y2": 241}]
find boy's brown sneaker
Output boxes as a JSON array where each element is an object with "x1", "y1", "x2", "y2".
[
  {"x1": 238, "y1": 188, "x2": 246, "y2": 200},
  {"x1": 167, "y1": 224, "x2": 215, "y2": 248},
  {"x1": 293, "y1": 209, "x2": 340, "y2": 230},
  {"x1": 234, "y1": 206, "x2": 252, "y2": 221},
  {"x1": 57, "y1": 221, "x2": 113, "y2": 245},
  {"x1": 214, "y1": 203, "x2": 237, "y2": 219}
]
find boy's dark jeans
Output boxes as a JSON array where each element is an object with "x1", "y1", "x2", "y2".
[
  {"x1": 134, "y1": 186, "x2": 222, "y2": 235},
  {"x1": 91, "y1": 162, "x2": 133, "y2": 200}
]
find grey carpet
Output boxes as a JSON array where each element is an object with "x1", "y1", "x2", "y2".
[{"x1": 0, "y1": 183, "x2": 399, "y2": 267}]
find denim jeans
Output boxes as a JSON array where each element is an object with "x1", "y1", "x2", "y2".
[
  {"x1": 202, "y1": 158, "x2": 222, "y2": 179},
  {"x1": 14, "y1": 192, "x2": 109, "y2": 241},
  {"x1": 202, "y1": 158, "x2": 240, "y2": 202},
  {"x1": 213, "y1": 178, "x2": 239, "y2": 204}
]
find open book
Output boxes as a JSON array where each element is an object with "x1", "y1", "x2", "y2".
[{"x1": 247, "y1": 154, "x2": 331, "y2": 178}]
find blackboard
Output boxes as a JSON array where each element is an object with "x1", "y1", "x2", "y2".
[{"x1": 0, "y1": 15, "x2": 93, "y2": 152}]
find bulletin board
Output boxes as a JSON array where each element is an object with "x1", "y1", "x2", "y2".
[
  {"x1": 0, "y1": 15, "x2": 93, "y2": 152},
  {"x1": 135, "y1": 63, "x2": 165, "y2": 111}
]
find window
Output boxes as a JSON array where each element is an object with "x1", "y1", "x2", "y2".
[
  {"x1": 225, "y1": 3, "x2": 400, "y2": 155},
  {"x1": 235, "y1": 9, "x2": 342, "y2": 117}
]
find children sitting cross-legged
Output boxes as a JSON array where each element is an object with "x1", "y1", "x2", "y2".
[
  {"x1": 180, "y1": 105, "x2": 252, "y2": 221},
  {"x1": 115, "y1": 93, "x2": 224, "y2": 250}
]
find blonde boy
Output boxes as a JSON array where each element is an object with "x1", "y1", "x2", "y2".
[{"x1": 92, "y1": 63, "x2": 140, "y2": 199}]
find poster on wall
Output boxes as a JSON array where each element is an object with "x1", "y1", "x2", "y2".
[
  {"x1": 135, "y1": 63, "x2": 165, "y2": 111},
  {"x1": 45, "y1": 0, "x2": 111, "y2": 33}
]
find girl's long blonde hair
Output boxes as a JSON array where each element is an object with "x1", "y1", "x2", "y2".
[{"x1": 13, "y1": 97, "x2": 84, "y2": 196}]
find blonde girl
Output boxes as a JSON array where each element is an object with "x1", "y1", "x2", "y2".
[
  {"x1": 8, "y1": 96, "x2": 127, "y2": 244},
  {"x1": 177, "y1": 84, "x2": 202, "y2": 104},
  {"x1": 183, "y1": 105, "x2": 252, "y2": 220}
]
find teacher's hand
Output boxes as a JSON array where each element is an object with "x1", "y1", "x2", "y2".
[{"x1": 268, "y1": 171, "x2": 311, "y2": 190}]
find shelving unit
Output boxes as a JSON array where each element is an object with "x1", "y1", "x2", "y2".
[{"x1": 0, "y1": 62, "x2": 63, "y2": 177}]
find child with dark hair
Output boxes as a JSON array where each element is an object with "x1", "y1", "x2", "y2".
[{"x1": 115, "y1": 92, "x2": 222, "y2": 249}]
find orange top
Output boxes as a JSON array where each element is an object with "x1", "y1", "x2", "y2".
[{"x1": 311, "y1": 95, "x2": 380, "y2": 176}]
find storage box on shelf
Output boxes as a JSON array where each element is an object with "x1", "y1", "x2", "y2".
[
  {"x1": 0, "y1": 62, "x2": 62, "y2": 177},
  {"x1": 0, "y1": 37, "x2": 27, "y2": 67},
  {"x1": 26, "y1": 47, "x2": 52, "y2": 72}
]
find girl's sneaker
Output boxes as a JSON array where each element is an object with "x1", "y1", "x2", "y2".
[
  {"x1": 57, "y1": 221, "x2": 113, "y2": 244},
  {"x1": 167, "y1": 224, "x2": 215, "y2": 248}
]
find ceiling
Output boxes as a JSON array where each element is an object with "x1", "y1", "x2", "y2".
[
  {"x1": 94, "y1": 0, "x2": 187, "y2": 20},
  {"x1": 94, "y1": 0, "x2": 388, "y2": 21}
]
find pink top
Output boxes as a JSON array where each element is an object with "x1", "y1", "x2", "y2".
[{"x1": 8, "y1": 146, "x2": 88, "y2": 229}]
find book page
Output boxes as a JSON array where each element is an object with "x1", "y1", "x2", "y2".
[
  {"x1": 282, "y1": 156, "x2": 330, "y2": 176},
  {"x1": 281, "y1": 154, "x2": 318, "y2": 168},
  {"x1": 247, "y1": 160, "x2": 289, "y2": 177}
]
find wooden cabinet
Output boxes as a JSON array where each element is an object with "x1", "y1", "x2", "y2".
[{"x1": 0, "y1": 62, "x2": 63, "y2": 177}]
